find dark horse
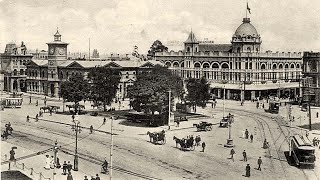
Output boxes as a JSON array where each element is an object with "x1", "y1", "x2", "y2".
[
  {"x1": 147, "y1": 130, "x2": 166, "y2": 144},
  {"x1": 173, "y1": 136, "x2": 195, "y2": 151}
]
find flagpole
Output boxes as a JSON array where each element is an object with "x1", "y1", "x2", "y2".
[{"x1": 246, "y1": 1, "x2": 248, "y2": 18}]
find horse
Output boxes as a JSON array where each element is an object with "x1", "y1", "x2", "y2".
[
  {"x1": 147, "y1": 131, "x2": 155, "y2": 142},
  {"x1": 173, "y1": 136, "x2": 186, "y2": 149}
]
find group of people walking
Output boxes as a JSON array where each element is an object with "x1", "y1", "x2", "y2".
[{"x1": 2, "y1": 122, "x2": 13, "y2": 140}]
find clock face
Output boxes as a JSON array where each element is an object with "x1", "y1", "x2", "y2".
[
  {"x1": 50, "y1": 48, "x2": 54, "y2": 55},
  {"x1": 58, "y1": 48, "x2": 64, "y2": 55},
  {"x1": 49, "y1": 60, "x2": 54, "y2": 66}
]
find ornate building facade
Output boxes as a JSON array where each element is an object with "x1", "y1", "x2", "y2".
[
  {"x1": 26, "y1": 30, "x2": 163, "y2": 98},
  {"x1": 0, "y1": 42, "x2": 33, "y2": 92},
  {"x1": 302, "y1": 52, "x2": 320, "y2": 106},
  {"x1": 155, "y1": 17, "x2": 302, "y2": 100}
]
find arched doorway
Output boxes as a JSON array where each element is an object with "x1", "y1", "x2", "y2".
[{"x1": 13, "y1": 80, "x2": 18, "y2": 91}]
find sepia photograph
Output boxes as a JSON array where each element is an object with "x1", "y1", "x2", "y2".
[{"x1": 1, "y1": 0, "x2": 320, "y2": 179}]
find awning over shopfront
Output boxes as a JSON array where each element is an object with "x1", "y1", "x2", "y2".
[{"x1": 210, "y1": 82, "x2": 300, "y2": 91}]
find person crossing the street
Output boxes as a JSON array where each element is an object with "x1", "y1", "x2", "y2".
[
  {"x1": 257, "y1": 157, "x2": 262, "y2": 171},
  {"x1": 243, "y1": 150, "x2": 247, "y2": 161},
  {"x1": 230, "y1": 149, "x2": 235, "y2": 162}
]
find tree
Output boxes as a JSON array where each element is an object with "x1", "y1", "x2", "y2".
[
  {"x1": 87, "y1": 67, "x2": 120, "y2": 111},
  {"x1": 127, "y1": 65, "x2": 184, "y2": 125},
  {"x1": 147, "y1": 40, "x2": 168, "y2": 59},
  {"x1": 185, "y1": 77, "x2": 211, "y2": 112},
  {"x1": 60, "y1": 74, "x2": 89, "y2": 114}
]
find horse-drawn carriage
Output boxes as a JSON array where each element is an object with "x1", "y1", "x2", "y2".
[
  {"x1": 147, "y1": 130, "x2": 166, "y2": 145},
  {"x1": 173, "y1": 136, "x2": 195, "y2": 151},
  {"x1": 219, "y1": 114, "x2": 234, "y2": 128},
  {"x1": 193, "y1": 121, "x2": 213, "y2": 131}
]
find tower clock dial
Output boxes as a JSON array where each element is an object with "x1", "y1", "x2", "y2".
[
  {"x1": 58, "y1": 48, "x2": 65, "y2": 55},
  {"x1": 48, "y1": 60, "x2": 54, "y2": 66},
  {"x1": 50, "y1": 48, "x2": 55, "y2": 55}
]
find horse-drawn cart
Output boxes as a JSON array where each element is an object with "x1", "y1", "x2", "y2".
[
  {"x1": 147, "y1": 130, "x2": 166, "y2": 145},
  {"x1": 173, "y1": 136, "x2": 195, "y2": 151},
  {"x1": 193, "y1": 121, "x2": 213, "y2": 131}
]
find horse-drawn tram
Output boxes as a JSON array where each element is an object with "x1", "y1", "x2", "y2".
[
  {"x1": 291, "y1": 135, "x2": 316, "y2": 167},
  {"x1": 147, "y1": 130, "x2": 166, "y2": 145}
]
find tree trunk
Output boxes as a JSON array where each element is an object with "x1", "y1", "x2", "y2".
[{"x1": 103, "y1": 100, "x2": 106, "y2": 111}]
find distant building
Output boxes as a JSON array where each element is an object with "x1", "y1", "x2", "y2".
[
  {"x1": 30, "y1": 49, "x2": 48, "y2": 59},
  {"x1": 92, "y1": 49, "x2": 100, "y2": 58},
  {"x1": 0, "y1": 42, "x2": 33, "y2": 92},
  {"x1": 302, "y1": 52, "x2": 320, "y2": 106},
  {"x1": 155, "y1": 17, "x2": 302, "y2": 100},
  {"x1": 26, "y1": 30, "x2": 163, "y2": 98}
]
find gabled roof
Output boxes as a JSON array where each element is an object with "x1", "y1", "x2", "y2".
[
  {"x1": 185, "y1": 31, "x2": 198, "y2": 43},
  {"x1": 29, "y1": 59, "x2": 48, "y2": 66}
]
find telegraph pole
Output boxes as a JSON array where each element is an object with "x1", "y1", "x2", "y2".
[
  {"x1": 288, "y1": 104, "x2": 293, "y2": 156},
  {"x1": 223, "y1": 86, "x2": 225, "y2": 118},
  {"x1": 72, "y1": 120, "x2": 80, "y2": 171}
]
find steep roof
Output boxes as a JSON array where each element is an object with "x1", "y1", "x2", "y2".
[
  {"x1": 184, "y1": 31, "x2": 198, "y2": 43},
  {"x1": 199, "y1": 44, "x2": 232, "y2": 52}
]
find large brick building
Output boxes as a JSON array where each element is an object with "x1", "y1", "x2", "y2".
[
  {"x1": 26, "y1": 30, "x2": 162, "y2": 99},
  {"x1": 155, "y1": 17, "x2": 302, "y2": 100}
]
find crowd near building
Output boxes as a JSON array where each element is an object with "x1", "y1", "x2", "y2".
[
  {"x1": 0, "y1": 30, "x2": 162, "y2": 100},
  {"x1": 155, "y1": 17, "x2": 304, "y2": 101}
]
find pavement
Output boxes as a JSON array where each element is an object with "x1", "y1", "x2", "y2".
[{"x1": 2, "y1": 93, "x2": 320, "y2": 179}]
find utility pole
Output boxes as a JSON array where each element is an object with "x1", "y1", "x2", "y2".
[
  {"x1": 110, "y1": 113, "x2": 114, "y2": 180},
  {"x1": 168, "y1": 90, "x2": 171, "y2": 130},
  {"x1": 223, "y1": 86, "x2": 225, "y2": 117},
  {"x1": 288, "y1": 104, "x2": 293, "y2": 156},
  {"x1": 72, "y1": 120, "x2": 81, "y2": 171}
]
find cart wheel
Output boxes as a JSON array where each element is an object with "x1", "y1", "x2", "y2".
[
  {"x1": 163, "y1": 138, "x2": 166, "y2": 144},
  {"x1": 206, "y1": 126, "x2": 212, "y2": 131},
  {"x1": 190, "y1": 146, "x2": 195, "y2": 151}
]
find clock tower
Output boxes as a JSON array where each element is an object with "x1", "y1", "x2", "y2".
[{"x1": 46, "y1": 29, "x2": 69, "y2": 97}]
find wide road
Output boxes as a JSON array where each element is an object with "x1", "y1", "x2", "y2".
[{"x1": 1, "y1": 97, "x2": 319, "y2": 179}]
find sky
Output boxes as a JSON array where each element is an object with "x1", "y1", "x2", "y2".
[{"x1": 1, "y1": 0, "x2": 320, "y2": 55}]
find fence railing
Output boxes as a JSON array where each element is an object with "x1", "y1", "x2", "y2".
[{"x1": 7, "y1": 160, "x2": 54, "y2": 180}]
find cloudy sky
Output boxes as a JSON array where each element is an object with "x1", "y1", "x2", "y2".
[{"x1": 1, "y1": 0, "x2": 319, "y2": 54}]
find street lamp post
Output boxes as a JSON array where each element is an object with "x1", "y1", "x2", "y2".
[
  {"x1": 110, "y1": 113, "x2": 114, "y2": 180},
  {"x1": 223, "y1": 86, "x2": 225, "y2": 118},
  {"x1": 224, "y1": 114, "x2": 234, "y2": 148},
  {"x1": 71, "y1": 120, "x2": 81, "y2": 171},
  {"x1": 168, "y1": 90, "x2": 171, "y2": 130}
]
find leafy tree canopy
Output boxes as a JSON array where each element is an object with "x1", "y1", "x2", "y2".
[
  {"x1": 185, "y1": 77, "x2": 211, "y2": 111},
  {"x1": 87, "y1": 67, "x2": 121, "y2": 111},
  {"x1": 127, "y1": 65, "x2": 184, "y2": 115},
  {"x1": 147, "y1": 40, "x2": 168, "y2": 58}
]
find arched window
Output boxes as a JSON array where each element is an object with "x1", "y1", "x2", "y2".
[
  {"x1": 203, "y1": 63, "x2": 210, "y2": 68},
  {"x1": 247, "y1": 47, "x2": 251, "y2": 52},
  {"x1": 279, "y1": 64, "x2": 283, "y2": 69},
  {"x1": 212, "y1": 63, "x2": 219, "y2": 69},
  {"x1": 194, "y1": 62, "x2": 201, "y2": 68},
  {"x1": 285, "y1": 64, "x2": 289, "y2": 69},
  {"x1": 237, "y1": 47, "x2": 241, "y2": 53},
  {"x1": 187, "y1": 47, "x2": 190, "y2": 52},
  {"x1": 20, "y1": 69, "x2": 24, "y2": 75},
  {"x1": 290, "y1": 64, "x2": 295, "y2": 69},
  {"x1": 51, "y1": 71, "x2": 54, "y2": 78},
  {"x1": 180, "y1": 62, "x2": 184, "y2": 68},
  {"x1": 221, "y1": 63, "x2": 229, "y2": 69},
  {"x1": 165, "y1": 62, "x2": 171, "y2": 67},
  {"x1": 272, "y1": 64, "x2": 277, "y2": 69},
  {"x1": 261, "y1": 64, "x2": 266, "y2": 69},
  {"x1": 60, "y1": 71, "x2": 63, "y2": 79},
  {"x1": 173, "y1": 62, "x2": 179, "y2": 67},
  {"x1": 13, "y1": 69, "x2": 17, "y2": 76},
  {"x1": 296, "y1": 64, "x2": 300, "y2": 69},
  {"x1": 195, "y1": 47, "x2": 198, "y2": 52}
]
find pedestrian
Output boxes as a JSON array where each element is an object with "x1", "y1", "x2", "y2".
[
  {"x1": 201, "y1": 142, "x2": 206, "y2": 152},
  {"x1": 257, "y1": 157, "x2": 262, "y2": 171},
  {"x1": 95, "y1": 174, "x2": 100, "y2": 180},
  {"x1": 256, "y1": 102, "x2": 259, "y2": 109},
  {"x1": 49, "y1": 109, "x2": 53, "y2": 116},
  {"x1": 230, "y1": 149, "x2": 235, "y2": 162},
  {"x1": 195, "y1": 135, "x2": 201, "y2": 146},
  {"x1": 84, "y1": 176, "x2": 89, "y2": 180},
  {"x1": 67, "y1": 171, "x2": 73, "y2": 180},
  {"x1": 317, "y1": 112, "x2": 319, "y2": 118},
  {"x1": 176, "y1": 118, "x2": 180, "y2": 127},
  {"x1": 214, "y1": 101, "x2": 217, "y2": 108},
  {"x1": 56, "y1": 157, "x2": 61, "y2": 168},
  {"x1": 29, "y1": 96, "x2": 32, "y2": 104},
  {"x1": 62, "y1": 161, "x2": 67, "y2": 175},
  {"x1": 262, "y1": 103, "x2": 265, "y2": 109},
  {"x1": 245, "y1": 164, "x2": 251, "y2": 177},
  {"x1": 44, "y1": 99, "x2": 47, "y2": 106},
  {"x1": 245, "y1": 129, "x2": 249, "y2": 139},
  {"x1": 103, "y1": 117, "x2": 106, "y2": 125},
  {"x1": 72, "y1": 114, "x2": 75, "y2": 121},
  {"x1": 243, "y1": 150, "x2": 247, "y2": 161},
  {"x1": 50, "y1": 155, "x2": 55, "y2": 169},
  {"x1": 36, "y1": 114, "x2": 39, "y2": 122},
  {"x1": 250, "y1": 134, "x2": 253, "y2": 143},
  {"x1": 67, "y1": 161, "x2": 72, "y2": 173},
  {"x1": 9, "y1": 147, "x2": 15, "y2": 161},
  {"x1": 36, "y1": 100, "x2": 38, "y2": 106},
  {"x1": 44, "y1": 155, "x2": 51, "y2": 170},
  {"x1": 26, "y1": 115, "x2": 30, "y2": 122},
  {"x1": 90, "y1": 125, "x2": 94, "y2": 134}
]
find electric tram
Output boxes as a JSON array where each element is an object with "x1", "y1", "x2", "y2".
[{"x1": 291, "y1": 135, "x2": 316, "y2": 167}]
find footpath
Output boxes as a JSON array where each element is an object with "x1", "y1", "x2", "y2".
[{"x1": 1, "y1": 141, "x2": 104, "y2": 180}]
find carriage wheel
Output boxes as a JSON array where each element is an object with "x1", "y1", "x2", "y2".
[
  {"x1": 162, "y1": 138, "x2": 166, "y2": 145},
  {"x1": 190, "y1": 145, "x2": 195, "y2": 151},
  {"x1": 206, "y1": 126, "x2": 212, "y2": 131}
]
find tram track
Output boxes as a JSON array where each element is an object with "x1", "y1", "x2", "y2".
[{"x1": 227, "y1": 107, "x2": 319, "y2": 180}]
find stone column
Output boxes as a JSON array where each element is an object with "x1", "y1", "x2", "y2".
[
  {"x1": 218, "y1": 89, "x2": 221, "y2": 99},
  {"x1": 251, "y1": 91, "x2": 255, "y2": 100},
  {"x1": 54, "y1": 82, "x2": 59, "y2": 97},
  {"x1": 17, "y1": 79, "x2": 21, "y2": 92},
  {"x1": 227, "y1": 89, "x2": 231, "y2": 100},
  {"x1": 10, "y1": 78, "x2": 14, "y2": 92}
]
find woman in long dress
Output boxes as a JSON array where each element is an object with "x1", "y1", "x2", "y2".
[
  {"x1": 50, "y1": 156, "x2": 55, "y2": 169},
  {"x1": 44, "y1": 155, "x2": 51, "y2": 170}
]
